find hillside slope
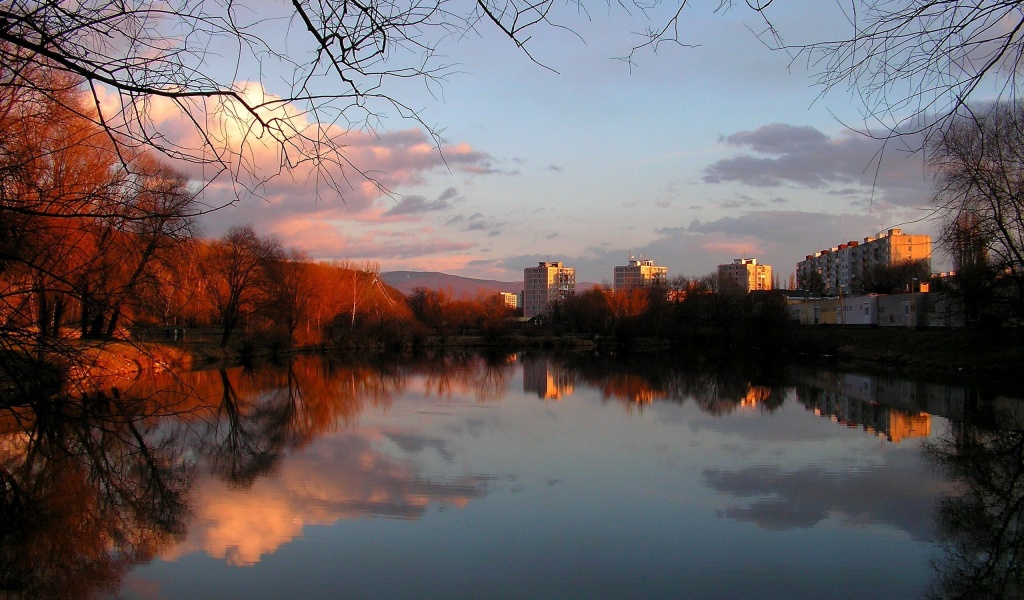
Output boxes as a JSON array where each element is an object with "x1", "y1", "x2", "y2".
[{"x1": 380, "y1": 271, "x2": 520, "y2": 297}]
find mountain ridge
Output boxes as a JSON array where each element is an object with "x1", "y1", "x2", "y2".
[
  {"x1": 380, "y1": 271, "x2": 520, "y2": 297},
  {"x1": 380, "y1": 270, "x2": 602, "y2": 297}
]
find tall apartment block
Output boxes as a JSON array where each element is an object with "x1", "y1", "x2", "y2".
[
  {"x1": 613, "y1": 258, "x2": 668, "y2": 292},
  {"x1": 718, "y1": 258, "x2": 773, "y2": 293},
  {"x1": 523, "y1": 261, "x2": 576, "y2": 318},
  {"x1": 796, "y1": 228, "x2": 931, "y2": 295}
]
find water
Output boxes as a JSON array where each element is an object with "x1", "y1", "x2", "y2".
[{"x1": 2, "y1": 351, "x2": 1022, "y2": 599}]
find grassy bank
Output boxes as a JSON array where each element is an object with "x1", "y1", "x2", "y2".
[{"x1": 782, "y1": 326, "x2": 1024, "y2": 387}]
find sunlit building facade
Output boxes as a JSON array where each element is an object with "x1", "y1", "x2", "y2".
[
  {"x1": 718, "y1": 258, "x2": 772, "y2": 293},
  {"x1": 613, "y1": 258, "x2": 668, "y2": 292},
  {"x1": 499, "y1": 292, "x2": 518, "y2": 310},
  {"x1": 796, "y1": 228, "x2": 931, "y2": 295},
  {"x1": 523, "y1": 261, "x2": 576, "y2": 318}
]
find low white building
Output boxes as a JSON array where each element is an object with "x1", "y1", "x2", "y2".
[{"x1": 840, "y1": 295, "x2": 879, "y2": 326}]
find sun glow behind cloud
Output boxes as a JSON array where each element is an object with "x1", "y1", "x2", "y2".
[{"x1": 102, "y1": 80, "x2": 505, "y2": 269}]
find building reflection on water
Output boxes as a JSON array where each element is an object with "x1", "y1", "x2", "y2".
[
  {"x1": 791, "y1": 368, "x2": 1024, "y2": 443},
  {"x1": 521, "y1": 355, "x2": 575, "y2": 400},
  {"x1": 801, "y1": 390, "x2": 932, "y2": 443},
  {"x1": 524, "y1": 352, "x2": 973, "y2": 437},
  {"x1": 523, "y1": 354, "x2": 674, "y2": 406},
  {"x1": 739, "y1": 386, "x2": 773, "y2": 408}
]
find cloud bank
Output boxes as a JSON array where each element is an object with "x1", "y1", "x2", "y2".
[{"x1": 703, "y1": 123, "x2": 932, "y2": 207}]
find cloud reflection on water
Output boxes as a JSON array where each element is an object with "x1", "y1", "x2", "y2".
[
  {"x1": 163, "y1": 427, "x2": 493, "y2": 566},
  {"x1": 703, "y1": 458, "x2": 948, "y2": 541}
]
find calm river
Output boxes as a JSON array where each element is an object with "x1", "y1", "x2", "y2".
[{"x1": 3, "y1": 351, "x2": 1022, "y2": 599}]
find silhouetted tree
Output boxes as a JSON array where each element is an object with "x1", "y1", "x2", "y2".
[
  {"x1": 797, "y1": 269, "x2": 827, "y2": 297},
  {"x1": 860, "y1": 259, "x2": 931, "y2": 294},
  {"x1": 771, "y1": 1, "x2": 1024, "y2": 140},
  {"x1": 558, "y1": 287, "x2": 611, "y2": 335},
  {"x1": 201, "y1": 226, "x2": 283, "y2": 347},
  {"x1": 927, "y1": 424, "x2": 1024, "y2": 599},
  {"x1": 267, "y1": 249, "x2": 320, "y2": 344},
  {"x1": 476, "y1": 295, "x2": 515, "y2": 341},
  {"x1": 407, "y1": 287, "x2": 453, "y2": 341},
  {"x1": 0, "y1": 0, "x2": 710, "y2": 202},
  {"x1": 931, "y1": 105, "x2": 1024, "y2": 324}
]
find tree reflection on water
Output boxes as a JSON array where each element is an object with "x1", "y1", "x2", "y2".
[
  {"x1": 926, "y1": 422, "x2": 1024, "y2": 600},
  {"x1": 0, "y1": 352, "x2": 494, "y2": 597},
  {"x1": 0, "y1": 388, "x2": 192, "y2": 598},
  {"x1": 531, "y1": 350, "x2": 790, "y2": 414}
]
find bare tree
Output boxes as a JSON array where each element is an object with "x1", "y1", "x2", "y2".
[
  {"x1": 758, "y1": 1, "x2": 1024, "y2": 138},
  {"x1": 201, "y1": 225, "x2": 284, "y2": 347},
  {"x1": 0, "y1": 62, "x2": 198, "y2": 352},
  {"x1": 7, "y1": 0, "x2": 1019, "y2": 190},
  {"x1": 860, "y1": 259, "x2": 931, "y2": 294},
  {"x1": 267, "y1": 249, "x2": 320, "y2": 344},
  {"x1": 930, "y1": 104, "x2": 1024, "y2": 323}
]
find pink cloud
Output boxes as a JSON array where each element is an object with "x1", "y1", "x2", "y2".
[
  {"x1": 261, "y1": 216, "x2": 475, "y2": 264},
  {"x1": 700, "y1": 237, "x2": 765, "y2": 258},
  {"x1": 93, "y1": 82, "x2": 511, "y2": 275},
  {"x1": 110, "y1": 80, "x2": 494, "y2": 225}
]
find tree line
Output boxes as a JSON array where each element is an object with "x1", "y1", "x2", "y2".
[{"x1": 0, "y1": 59, "x2": 458, "y2": 368}]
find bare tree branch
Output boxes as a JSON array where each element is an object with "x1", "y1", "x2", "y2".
[{"x1": 762, "y1": 1, "x2": 1024, "y2": 141}]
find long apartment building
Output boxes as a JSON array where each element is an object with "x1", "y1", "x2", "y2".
[
  {"x1": 796, "y1": 228, "x2": 931, "y2": 295},
  {"x1": 523, "y1": 261, "x2": 576, "y2": 318},
  {"x1": 613, "y1": 257, "x2": 668, "y2": 292},
  {"x1": 718, "y1": 258, "x2": 773, "y2": 293}
]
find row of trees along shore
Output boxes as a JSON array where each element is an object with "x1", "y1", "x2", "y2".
[
  {"x1": 0, "y1": 60, "x2": 861, "y2": 357},
  {"x1": 0, "y1": 61, "x2": 800, "y2": 352}
]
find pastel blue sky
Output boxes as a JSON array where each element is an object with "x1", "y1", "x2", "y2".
[{"x1": 190, "y1": 1, "x2": 952, "y2": 284}]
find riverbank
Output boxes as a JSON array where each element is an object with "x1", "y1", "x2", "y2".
[
  {"x1": 74, "y1": 341, "x2": 192, "y2": 379},
  {"x1": 780, "y1": 326, "x2": 1024, "y2": 388},
  {"x1": 74, "y1": 326, "x2": 1024, "y2": 391}
]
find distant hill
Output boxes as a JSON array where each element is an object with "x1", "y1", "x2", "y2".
[
  {"x1": 380, "y1": 271, "x2": 521, "y2": 298},
  {"x1": 381, "y1": 271, "x2": 603, "y2": 298}
]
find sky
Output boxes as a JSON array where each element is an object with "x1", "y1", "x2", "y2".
[{"x1": 165, "y1": 1, "x2": 957, "y2": 285}]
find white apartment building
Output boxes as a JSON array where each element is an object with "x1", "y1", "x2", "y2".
[
  {"x1": 523, "y1": 261, "x2": 576, "y2": 318},
  {"x1": 796, "y1": 228, "x2": 931, "y2": 295},
  {"x1": 718, "y1": 258, "x2": 773, "y2": 293},
  {"x1": 613, "y1": 258, "x2": 668, "y2": 292}
]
